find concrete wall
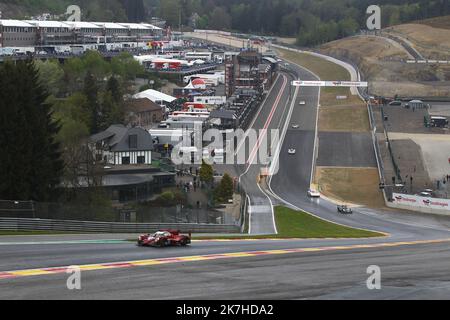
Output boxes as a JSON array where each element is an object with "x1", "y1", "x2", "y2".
[{"x1": 386, "y1": 201, "x2": 450, "y2": 216}]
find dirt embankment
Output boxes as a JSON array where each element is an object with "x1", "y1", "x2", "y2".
[
  {"x1": 320, "y1": 32, "x2": 450, "y2": 97},
  {"x1": 386, "y1": 22, "x2": 450, "y2": 60}
]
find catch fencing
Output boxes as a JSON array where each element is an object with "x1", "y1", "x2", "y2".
[
  {"x1": 0, "y1": 217, "x2": 240, "y2": 234},
  {"x1": 0, "y1": 200, "x2": 234, "y2": 225}
]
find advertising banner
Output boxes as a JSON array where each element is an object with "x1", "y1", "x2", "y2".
[
  {"x1": 392, "y1": 193, "x2": 450, "y2": 211},
  {"x1": 292, "y1": 80, "x2": 368, "y2": 87}
]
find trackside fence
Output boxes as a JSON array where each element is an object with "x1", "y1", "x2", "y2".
[{"x1": 0, "y1": 217, "x2": 240, "y2": 234}]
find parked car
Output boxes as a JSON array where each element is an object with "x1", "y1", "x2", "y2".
[
  {"x1": 137, "y1": 230, "x2": 191, "y2": 247},
  {"x1": 389, "y1": 101, "x2": 402, "y2": 106}
]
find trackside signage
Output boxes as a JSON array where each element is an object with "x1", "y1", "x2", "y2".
[
  {"x1": 291, "y1": 80, "x2": 368, "y2": 87},
  {"x1": 392, "y1": 193, "x2": 450, "y2": 211},
  {"x1": 194, "y1": 96, "x2": 227, "y2": 105}
]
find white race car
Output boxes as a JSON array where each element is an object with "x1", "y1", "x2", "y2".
[
  {"x1": 292, "y1": 124, "x2": 300, "y2": 129},
  {"x1": 299, "y1": 101, "x2": 306, "y2": 105},
  {"x1": 307, "y1": 188, "x2": 321, "y2": 198},
  {"x1": 288, "y1": 148, "x2": 296, "y2": 155}
]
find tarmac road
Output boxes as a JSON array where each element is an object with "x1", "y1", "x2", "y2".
[
  {"x1": 236, "y1": 71, "x2": 295, "y2": 234},
  {"x1": 1, "y1": 240, "x2": 450, "y2": 300},
  {"x1": 268, "y1": 59, "x2": 446, "y2": 236}
]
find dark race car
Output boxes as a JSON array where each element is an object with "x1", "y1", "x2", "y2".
[
  {"x1": 137, "y1": 230, "x2": 191, "y2": 247},
  {"x1": 337, "y1": 205, "x2": 353, "y2": 215}
]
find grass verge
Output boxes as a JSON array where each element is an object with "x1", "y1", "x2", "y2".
[
  {"x1": 319, "y1": 105, "x2": 370, "y2": 132},
  {"x1": 277, "y1": 48, "x2": 350, "y2": 81},
  {"x1": 276, "y1": 47, "x2": 360, "y2": 107},
  {"x1": 194, "y1": 206, "x2": 384, "y2": 240}
]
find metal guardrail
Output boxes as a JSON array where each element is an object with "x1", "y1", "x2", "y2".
[{"x1": 0, "y1": 217, "x2": 240, "y2": 234}]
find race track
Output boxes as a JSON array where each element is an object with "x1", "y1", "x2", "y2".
[{"x1": 1, "y1": 52, "x2": 450, "y2": 300}]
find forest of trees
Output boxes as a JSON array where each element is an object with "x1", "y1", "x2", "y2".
[
  {"x1": 149, "y1": 0, "x2": 450, "y2": 46},
  {"x1": 0, "y1": 0, "x2": 450, "y2": 46},
  {"x1": 2, "y1": 0, "x2": 449, "y2": 46}
]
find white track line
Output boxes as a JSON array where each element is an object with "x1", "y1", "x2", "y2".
[{"x1": 235, "y1": 74, "x2": 282, "y2": 156}]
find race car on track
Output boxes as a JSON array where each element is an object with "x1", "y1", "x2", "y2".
[
  {"x1": 307, "y1": 188, "x2": 321, "y2": 198},
  {"x1": 137, "y1": 230, "x2": 191, "y2": 247},
  {"x1": 288, "y1": 148, "x2": 296, "y2": 155},
  {"x1": 337, "y1": 205, "x2": 353, "y2": 214}
]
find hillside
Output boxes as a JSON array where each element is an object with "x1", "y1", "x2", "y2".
[
  {"x1": 385, "y1": 19, "x2": 450, "y2": 60},
  {"x1": 320, "y1": 20, "x2": 450, "y2": 98},
  {"x1": 417, "y1": 15, "x2": 450, "y2": 30}
]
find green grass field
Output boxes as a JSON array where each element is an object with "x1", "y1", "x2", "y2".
[
  {"x1": 277, "y1": 48, "x2": 350, "y2": 81},
  {"x1": 272, "y1": 206, "x2": 383, "y2": 238},
  {"x1": 277, "y1": 48, "x2": 358, "y2": 107},
  {"x1": 195, "y1": 206, "x2": 384, "y2": 240}
]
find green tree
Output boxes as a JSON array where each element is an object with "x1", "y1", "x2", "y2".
[
  {"x1": 214, "y1": 173, "x2": 234, "y2": 203},
  {"x1": 111, "y1": 52, "x2": 144, "y2": 80},
  {"x1": 209, "y1": 7, "x2": 231, "y2": 30},
  {"x1": 35, "y1": 59, "x2": 64, "y2": 96},
  {"x1": 159, "y1": 0, "x2": 181, "y2": 27},
  {"x1": 54, "y1": 92, "x2": 91, "y2": 129},
  {"x1": 82, "y1": 50, "x2": 111, "y2": 79},
  {"x1": 338, "y1": 17, "x2": 359, "y2": 38},
  {"x1": 57, "y1": 117, "x2": 90, "y2": 193},
  {"x1": 196, "y1": 15, "x2": 209, "y2": 29},
  {"x1": 0, "y1": 60, "x2": 63, "y2": 201},
  {"x1": 106, "y1": 76, "x2": 123, "y2": 104},
  {"x1": 98, "y1": 90, "x2": 124, "y2": 130},
  {"x1": 199, "y1": 160, "x2": 214, "y2": 186},
  {"x1": 83, "y1": 72, "x2": 101, "y2": 133},
  {"x1": 62, "y1": 57, "x2": 85, "y2": 93}
]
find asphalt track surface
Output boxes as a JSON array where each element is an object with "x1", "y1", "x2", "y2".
[
  {"x1": 316, "y1": 132, "x2": 377, "y2": 167},
  {"x1": 2, "y1": 56, "x2": 450, "y2": 300},
  {"x1": 236, "y1": 71, "x2": 294, "y2": 234}
]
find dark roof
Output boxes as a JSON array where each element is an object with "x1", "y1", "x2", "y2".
[
  {"x1": 210, "y1": 109, "x2": 237, "y2": 120},
  {"x1": 90, "y1": 130, "x2": 115, "y2": 143},
  {"x1": 126, "y1": 98, "x2": 164, "y2": 113},
  {"x1": 90, "y1": 125, "x2": 127, "y2": 145},
  {"x1": 90, "y1": 124, "x2": 153, "y2": 152}
]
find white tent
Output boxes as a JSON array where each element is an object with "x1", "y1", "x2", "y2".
[
  {"x1": 25, "y1": 20, "x2": 71, "y2": 29},
  {"x1": 0, "y1": 19, "x2": 34, "y2": 27},
  {"x1": 192, "y1": 59, "x2": 206, "y2": 65},
  {"x1": 65, "y1": 21, "x2": 101, "y2": 29},
  {"x1": 133, "y1": 89, "x2": 176, "y2": 104}
]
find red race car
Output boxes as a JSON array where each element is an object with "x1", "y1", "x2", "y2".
[{"x1": 137, "y1": 230, "x2": 191, "y2": 247}]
